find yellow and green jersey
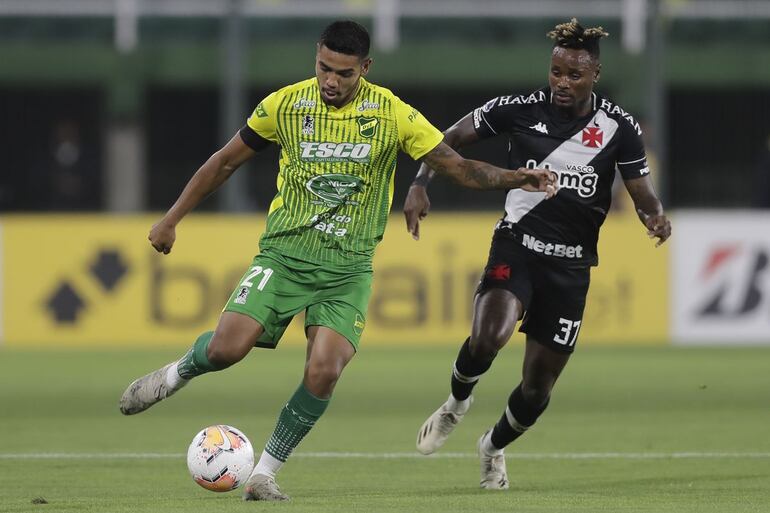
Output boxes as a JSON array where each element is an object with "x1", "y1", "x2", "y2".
[{"x1": 245, "y1": 77, "x2": 443, "y2": 271}]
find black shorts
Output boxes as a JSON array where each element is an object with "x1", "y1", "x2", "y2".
[{"x1": 476, "y1": 228, "x2": 591, "y2": 353}]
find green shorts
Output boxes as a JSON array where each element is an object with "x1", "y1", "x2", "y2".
[{"x1": 224, "y1": 251, "x2": 372, "y2": 350}]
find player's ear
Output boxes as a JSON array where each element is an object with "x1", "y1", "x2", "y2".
[
  {"x1": 360, "y1": 57, "x2": 372, "y2": 76},
  {"x1": 593, "y1": 62, "x2": 601, "y2": 84}
]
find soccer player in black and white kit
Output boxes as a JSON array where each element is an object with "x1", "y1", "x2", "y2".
[{"x1": 404, "y1": 19, "x2": 671, "y2": 490}]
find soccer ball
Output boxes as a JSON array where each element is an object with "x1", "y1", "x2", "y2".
[{"x1": 186, "y1": 425, "x2": 255, "y2": 492}]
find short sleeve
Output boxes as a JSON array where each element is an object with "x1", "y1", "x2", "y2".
[
  {"x1": 471, "y1": 96, "x2": 517, "y2": 139},
  {"x1": 616, "y1": 120, "x2": 649, "y2": 180},
  {"x1": 245, "y1": 90, "x2": 281, "y2": 143},
  {"x1": 394, "y1": 97, "x2": 444, "y2": 161}
]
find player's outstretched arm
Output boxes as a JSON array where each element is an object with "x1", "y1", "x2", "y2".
[
  {"x1": 149, "y1": 133, "x2": 257, "y2": 254},
  {"x1": 420, "y1": 142, "x2": 558, "y2": 194},
  {"x1": 404, "y1": 114, "x2": 480, "y2": 240},
  {"x1": 624, "y1": 175, "x2": 671, "y2": 247}
]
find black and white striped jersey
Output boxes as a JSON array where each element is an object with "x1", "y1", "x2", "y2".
[{"x1": 472, "y1": 87, "x2": 649, "y2": 267}]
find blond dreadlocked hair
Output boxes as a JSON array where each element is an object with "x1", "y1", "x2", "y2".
[{"x1": 547, "y1": 18, "x2": 609, "y2": 59}]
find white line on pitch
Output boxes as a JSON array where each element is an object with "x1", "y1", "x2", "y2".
[{"x1": 1, "y1": 452, "x2": 769, "y2": 460}]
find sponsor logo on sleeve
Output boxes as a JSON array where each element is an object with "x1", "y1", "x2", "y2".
[
  {"x1": 255, "y1": 102, "x2": 268, "y2": 118},
  {"x1": 473, "y1": 108, "x2": 483, "y2": 129}
]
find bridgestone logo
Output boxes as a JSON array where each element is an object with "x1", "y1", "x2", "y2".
[
  {"x1": 300, "y1": 142, "x2": 372, "y2": 163},
  {"x1": 521, "y1": 234, "x2": 583, "y2": 259}
]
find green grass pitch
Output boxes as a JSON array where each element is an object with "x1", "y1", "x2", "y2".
[{"x1": 1, "y1": 344, "x2": 769, "y2": 512}]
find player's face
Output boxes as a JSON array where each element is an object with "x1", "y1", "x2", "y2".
[
  {"x1": 315, "y1": 44, "x2": 371, "y2": 108},
  {"x1": 548, "y1": 47, "x2": 600, "y2": 114}
]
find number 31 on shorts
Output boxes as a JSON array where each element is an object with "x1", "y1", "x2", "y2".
[{"x1": 553, "y1": 318, "x2": 581, "y2": 347}]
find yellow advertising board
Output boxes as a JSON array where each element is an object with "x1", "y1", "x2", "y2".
[
  {"x1": 1, "y1": 213, "x2": 667, "y2": 347},
  {"x1": 584, "y1": 213, "x2": 668, "y2": 344}
]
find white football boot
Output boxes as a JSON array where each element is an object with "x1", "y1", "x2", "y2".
[
  {"x1": 416, "y1": 395, "x2": 473, "y2": 455},
  {"x1": 119, "y1": 363, "x2": 186, "y2": 415},
  {"x1": 477, "y1": 429, "x2": 509, "y2": 490},
  {"x1": 243, "y1": 473, "x2": 290, "y2": 501}
]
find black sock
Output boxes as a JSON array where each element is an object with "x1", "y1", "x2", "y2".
[
  {"x1": 450, "y1": 338, "x2": 494, "y2": 401},
  {"x1": 490, "y1": 384, "x2": 550, "y2": 449}
]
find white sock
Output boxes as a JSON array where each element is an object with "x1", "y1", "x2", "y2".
[
  {"x1": 251, "y1": 449, "x2": 284, "y2": 479},
  {"x1": 480, "y1": 430, "x2": 503, "y2": 456},
  {"x1": 164, "y1": 362, "x2": 188, "y2": 389},
  {"x1": 445, "y1": 394, "x2": 472, "y2": 415}
]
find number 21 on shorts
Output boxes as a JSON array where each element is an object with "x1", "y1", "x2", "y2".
[
  {"x1": 553, "y1": 317, "x2": 581, "y2": 347},
  {"x1": 241, "y1": 266, "x2": 274, "y2": 291}
]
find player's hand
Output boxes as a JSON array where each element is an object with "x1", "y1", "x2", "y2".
[
  {"x1": 515, "y1": 168, "x2": 559, "y2": 199},
  {"x1": 403, "y1": 184, "x2": 431, "y2": 241},
  {"x1": 149, "y1": 220, "x2": 176, "y2": 254},
  {"x1": 637, "y1": 209, "x2": 671, "y2": 247}
]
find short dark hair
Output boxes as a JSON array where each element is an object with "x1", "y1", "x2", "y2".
[
  {"x1": 319, "y1": 20, "x2": 370, "y2": 58},
  {"x1": 547, "y1": 18, "x2": 609, "y2": 59}
]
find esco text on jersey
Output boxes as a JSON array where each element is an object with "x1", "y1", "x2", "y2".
[{"x1": 300, "y1": 142, "x2": 372, "y2": 163}]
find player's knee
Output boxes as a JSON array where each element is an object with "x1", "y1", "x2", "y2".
[
  {"x1": 470, "y1": 329, "x2": 509, "y2": 359},
  {"x1": 304, "y1": 360, "x2": 342, "y2": 390}
]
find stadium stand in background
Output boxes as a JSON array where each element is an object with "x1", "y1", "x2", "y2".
[{"x1": 1, "y1": 0, "x2": 770, "y2": 212}]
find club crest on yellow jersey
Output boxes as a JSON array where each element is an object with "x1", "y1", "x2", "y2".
[{"x1": 357, "y1": 117, "x2": 379, "y2": 138}]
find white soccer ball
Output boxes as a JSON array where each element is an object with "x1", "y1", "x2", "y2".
[{"x1": 186, "y1": 425, "x2": 255, "y2": 492}]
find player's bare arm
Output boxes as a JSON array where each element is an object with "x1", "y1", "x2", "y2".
[
  {"x1": 624, "y1": 175, "x2": 671, "y2": 247},
  {"x1": 404, "y1": 114, "x2": 480, "y2": 239},
  {"x1": 421, "y1": 141, "x2": 556, "y2": 192},
  {"x1": 408, "y1": 141, "x2": 556, "y2": 240},
  {"x1": 411, "y1": 114, "x2": 481, "y2": 188},
  {"x1": 149, "y1": 133, "x2": 258, "y2": 254}
]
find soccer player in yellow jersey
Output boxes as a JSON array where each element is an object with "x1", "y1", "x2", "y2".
[{"x1": 119, "y1": 20, "x2": 557, "y2": 501}]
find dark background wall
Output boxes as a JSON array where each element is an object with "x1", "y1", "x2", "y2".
[{"x1": 2, "y1": 16, "x2": 769, "y2": 211}]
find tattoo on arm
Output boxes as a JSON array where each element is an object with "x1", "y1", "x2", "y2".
[
  {"x1": 457, "y1": 160, "x2": 502, "y2": 189},
  {"x1": 422, "y1": 142, "x2": 516, "y2": 190},
  {"x1": 421, "y1": 144, "x2": 451, "y2": 179}
]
